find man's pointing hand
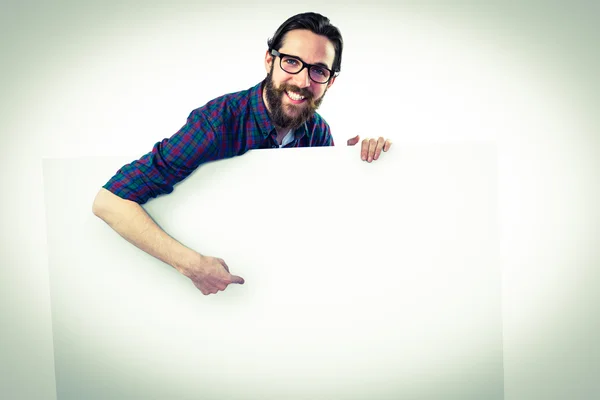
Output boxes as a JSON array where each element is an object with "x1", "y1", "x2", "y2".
[{"x1": 176, "y1": 253, "x2": 244, "y2": 295}]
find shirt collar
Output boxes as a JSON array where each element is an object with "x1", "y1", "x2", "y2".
[{"x1": 251, "y1": 79, "x2": 309, "y2": 140}]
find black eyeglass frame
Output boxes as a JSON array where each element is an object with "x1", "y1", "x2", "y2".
[{"x1": 270, "y1": 49, "x2": 339, "y2": 84}]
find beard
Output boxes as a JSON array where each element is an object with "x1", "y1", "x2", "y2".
[{"x1": 263, "y1": 69, "x2": 326, "y2": 131}]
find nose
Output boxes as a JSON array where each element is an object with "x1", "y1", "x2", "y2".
[{"x1": 292, "y1": 67, "x2": 311, "y2": 89}]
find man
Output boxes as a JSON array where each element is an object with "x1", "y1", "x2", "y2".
[{"x1": 92, "y1": 12, "x2": 392, "y2": 295}]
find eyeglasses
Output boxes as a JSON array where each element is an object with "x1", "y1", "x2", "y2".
[{"x1": 270, "y1": 49, "x2": 338, "y2": 84}]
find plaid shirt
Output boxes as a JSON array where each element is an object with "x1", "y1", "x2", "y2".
[{"x1": 103, "y1": 80, "x2": 334, "y2": 204}]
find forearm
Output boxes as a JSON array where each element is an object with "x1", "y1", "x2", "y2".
[{"x1": 92, "y1": 188, "x2": 195, "y2": 272}]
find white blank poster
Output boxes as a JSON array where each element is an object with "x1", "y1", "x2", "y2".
[{"x1": 43, "y1": 143, "x2": 502, "y2": 400}]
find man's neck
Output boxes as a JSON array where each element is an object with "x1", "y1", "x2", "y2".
[{"x1": 275, "y1": 127, "x2": 291, "y2": 144}]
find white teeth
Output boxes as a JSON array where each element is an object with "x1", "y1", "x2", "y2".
[{"x1": 286, "y1": 91, "x2": 305, "y2": 101}]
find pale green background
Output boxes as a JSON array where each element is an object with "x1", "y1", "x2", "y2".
[{"x1": 1, "y1": 1, "x2": 598, "y2": 399}]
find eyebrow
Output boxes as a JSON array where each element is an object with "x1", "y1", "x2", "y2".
[{"x1": 287, "y1": 52, "x2": 332, "y2": 70}]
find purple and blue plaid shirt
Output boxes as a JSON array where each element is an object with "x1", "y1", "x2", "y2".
[{"x1": 103, "y1": 80, "x2": 334, "y2": 204}]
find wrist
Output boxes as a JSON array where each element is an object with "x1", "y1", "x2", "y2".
[{"x1": 172, "y1": 248, "x2": 203, "y2": 274}]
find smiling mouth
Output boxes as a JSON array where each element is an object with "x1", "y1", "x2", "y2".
[{"x1": 285, "y1": 90, "x2": 306, "y2": 102}]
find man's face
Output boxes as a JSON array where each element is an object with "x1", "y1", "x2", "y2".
[{"x1": 263, "y1": 29, "x2": 337, "y2": 130}]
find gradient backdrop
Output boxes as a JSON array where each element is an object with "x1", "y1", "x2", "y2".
[{"x1": 1, "y1": 1, "x2": 598, "y2": 399}]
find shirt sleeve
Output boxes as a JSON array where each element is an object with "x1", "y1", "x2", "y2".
[{"x1": 102, "y1": 109, "x2": 220, "y2": 204}]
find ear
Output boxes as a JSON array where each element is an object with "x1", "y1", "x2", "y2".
[
  {"x1": 326, "y1": 75, "x2": 337, "y2": 89},
  {"x1": 264, "y1": 49, "x2": 274, "y2": 74}
]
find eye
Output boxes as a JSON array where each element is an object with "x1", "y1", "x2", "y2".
[
  {"x1": 312, "y1": 67, "x2": 328, "y2": 77},
  {"x1": 283, "y1": 57, "x2": 300, "y2": 67}
]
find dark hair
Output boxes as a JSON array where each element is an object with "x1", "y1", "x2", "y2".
[{"x1": 267, "y1": 12, "x2": 343, "y2": 73}]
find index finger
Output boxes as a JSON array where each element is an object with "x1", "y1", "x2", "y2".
[
  {"x1": 227, "y1": 274, "x2": 245, "y2": 285},
  {"x1": 361, "y1": 138, "x2": 369, "y2": 161}
]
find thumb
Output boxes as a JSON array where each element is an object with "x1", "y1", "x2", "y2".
[
  {"x1": 229, "y1": 274, "x2": 245, "y2": 285},
  {"x1": 217, "y1": 258, "x2": 230, "y2": 273},
  {"x1": 346, "y1": 134, "x2": 360, "y2": 146}
]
